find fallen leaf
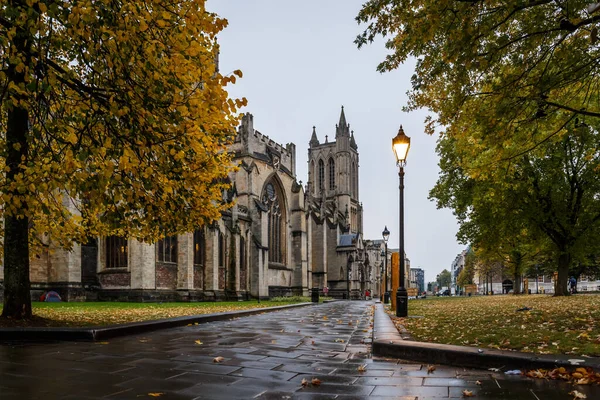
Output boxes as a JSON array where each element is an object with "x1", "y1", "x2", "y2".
[
  {"x1": 358, "y1": 364, "x2": 367, "y2": 372},
  {"x1": 148, "y1": 393, "x2": 164, "y2": 397},
  {"x1": 213, "y1": 356, "x2": 225, "y2": 363},
  {"x1": 569, "y1": 390, "x2": 587, "y2": 399},
  {"x1": 194, "y1": 340, "x2": 203, "y2": 345},
  {"x1": 301, "y1": 378, "x2": 309, "y2": 387},
  {"x1": 475, "y1": 380, "x2": 482, "y2": 385},
  {"x1": 427, "y1": 365, "x2": 436, "y2": 374},
  {"x1": 311, "y1": 378, "x2": 322, "y2": 386},
  {"x1": 462, "y1": 389, "x2": 474, "y2": 397},
  {"x1": 95, "y1": 342, "x2": 109, "y2": 345},
  {"x1": 335, "y1": 338, "x2": 345, "y2": 343}
]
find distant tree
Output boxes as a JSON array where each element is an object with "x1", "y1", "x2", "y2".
[
  {"x1": 456, "y1": 267, "x2": 472, "y2": 289},
  {"x1": 438, "y1": 269, "x2": 451, "y2": 288},
  {"x1": 0, "y1": 0, "x2": 246, "y2": 319}
]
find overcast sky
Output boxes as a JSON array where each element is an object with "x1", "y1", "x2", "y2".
[{"x1": 208, "y1": 0, "x2": 466, "y2": 283}]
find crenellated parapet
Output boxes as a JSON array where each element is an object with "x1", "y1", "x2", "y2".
[{"x1": 232, "y1": 113, "x2": 296, "y2": 179}]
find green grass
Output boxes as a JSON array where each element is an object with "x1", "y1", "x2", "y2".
[
  {"x1": 389, "y1": 294, "x2": 600, "y2": 357},
  {"x1": 0, "y1": 298, "x2": 310, "y2": 328}
]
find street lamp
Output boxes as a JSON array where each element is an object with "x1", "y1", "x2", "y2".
[
  {"x1": 392, "y1": 125, "x2": 410, "y2": 317},
  {"x1": 382, "y1": 226, "x2": 390, "y2": 304}
]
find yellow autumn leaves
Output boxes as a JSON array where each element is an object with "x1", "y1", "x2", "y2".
[
  {"x1": 394, "y1": 295, "x2": 600, "y2": 357},
  {"x1": 1, "y1": 0, "x2": 248, "y2": 253}
]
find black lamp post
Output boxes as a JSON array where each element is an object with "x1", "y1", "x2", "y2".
[
  {"x1": 382, "y1": 226, "x2": 390, "y2": 304},
  {"x1": 392, "y1": 125, "x2": 410, "y2": 317}
]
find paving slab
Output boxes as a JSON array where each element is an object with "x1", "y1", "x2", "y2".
[{"x1": 1, "y1": 300, "x2": 598, "y2": 399}]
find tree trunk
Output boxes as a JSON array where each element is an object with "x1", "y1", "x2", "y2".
[
  {"x1": 555, "y1": 251, "x2": 571, "y2": 296},
  {"x1": 513, "y1": 273, "x2": 522, "y2": 295},
  {"x1": 1, "y1": 11, "x2": 32, "y2": 319}
]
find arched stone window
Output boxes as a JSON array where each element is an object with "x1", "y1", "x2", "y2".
[
  {"x1": 318, "y1": 159, "x2": 325, "y2": 190},
  {"x1": 240, "y1": 236, "x2": 247, "y2": 290},
  {"x1": 351, "y1": 161, "x2": 356, "y2": 197},
  {"x1": 218, "y1": 232, "x2": 225, "y2": 267},
  {"x1": 193, "y1": 229, "x2": 205, "y2": 266},
  {"x1": 262, "y1": 179, "x2": 286, "y2": 264},
  {"x1": 328, "y1": 158, "x2": 335, "y2": 190},
  {"x1": 106, "y1": 236, "x2": 127, "y2": 268},
  {"x1": 157, "y1": 234, "x2": 177, "y2": 263},
  {"x1": 310, "y1": 160, "x2": 315, "y2": 193}
]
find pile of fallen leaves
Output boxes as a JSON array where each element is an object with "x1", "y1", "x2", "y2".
[
  {"x1": 390, "y1": 294, "x2": 600, "y2": 356},
  {"x1": 525, "y1": 367, "x2": 600, "y2": 385}
]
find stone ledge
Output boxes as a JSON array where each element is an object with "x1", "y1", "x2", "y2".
[
  {"x1": 0, "y1": 302, "x2": 315, "y2": 343},
  {"x1": 372, "y1": 303, "x2": 600, "y2": 372}
]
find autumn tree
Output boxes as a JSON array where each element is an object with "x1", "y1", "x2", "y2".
[
  {"x1": 456, "y1": 250, "x2": 475, "y2": 289},
  {"x1": 0, "y1": 0, "x2": 245, "y2": 319}
]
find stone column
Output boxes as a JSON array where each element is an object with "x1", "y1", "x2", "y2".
[
  {"x1": 129, "y1": 239, "x2": 156, "y2": 290},
  {"x1": 204, "y1": 229, "x2": 219, "y2": 291},
  {"x1": 177, "y1": 232, "x2": 194, "y2": 290},
  {"x1": 234, "y1": 233, "x2": 241, "y2": 292}
]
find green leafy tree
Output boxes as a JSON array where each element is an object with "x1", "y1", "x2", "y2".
[
  {"x1": 0, "y1": 0, "x2": 245, "y2": 319},
  {"x1": 431, "y1": 120, "x2": 600, "y2": 295},
  {"x1": 356, "y1": 0, "x2": 600, "y2": 152},
  {"x1": 356, "y1": 1, "x2": 600, "y2": 296},
  {"x1": 438, "y1": 269, "x2": 451, "y2": 288}
]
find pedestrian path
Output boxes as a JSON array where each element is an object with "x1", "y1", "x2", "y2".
[{"x1": 0, "y1": 301, "x2": 596, "y2": 399}]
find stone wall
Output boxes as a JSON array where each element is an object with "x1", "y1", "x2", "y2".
[{"x1": 156, "y1": 262, "x2": 177, "y2": 290}]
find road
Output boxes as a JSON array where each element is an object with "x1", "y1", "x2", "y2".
[{"x1": 0, "y1": 301, "x2": 596, "y2": 399}]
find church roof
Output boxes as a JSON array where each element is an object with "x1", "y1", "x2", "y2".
[{"x1": 338, "y1": 233, "x2": 358, "y2": 247}]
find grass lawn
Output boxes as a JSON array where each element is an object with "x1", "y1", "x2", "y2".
[
  {"x1": 390, "y1": 294, "x2": 600, "y2": 357},
  {"x1": 0, "y1": 297, "x2": 312, "y2": 328}
]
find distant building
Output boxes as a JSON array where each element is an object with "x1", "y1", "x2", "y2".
[
  {"x1": 409, "y1": 267, "x2": 425, "y2": 293},
  {"x1": 450, "y1": 248, "x2": 469, "y2": 293}
]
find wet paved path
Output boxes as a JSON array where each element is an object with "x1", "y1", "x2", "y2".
[{"x1": 1, "y1": 301, "x2": 598, "y2": 399}]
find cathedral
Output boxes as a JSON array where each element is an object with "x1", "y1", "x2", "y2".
[{"x1": 0, "y1": 108, "x2": 371, "y2": 301}]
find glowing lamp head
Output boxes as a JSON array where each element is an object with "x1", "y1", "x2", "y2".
[{"x1": 392, "y1": 125, "x2": 411, "y2": 165}]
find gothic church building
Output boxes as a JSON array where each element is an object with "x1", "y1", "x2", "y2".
[{"x1": 0, "y1": 108, "x2": 369, "y2": 301}]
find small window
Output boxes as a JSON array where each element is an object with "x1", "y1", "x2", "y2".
[
  {"x1": 158, "y1": 234, "x2": 178, "y2": 263},
  {"x1": 193, "y1": 229, "x2": 205, "y2": 266},
  {"x1": 328, "y1": 158, "x2": 335, "y2": 190},
  {"x1": 240, "y1": 236, "x2": 246, "y2": 271},
  {"x1": 106, "y1": 236, "x2": 127, "y2": 268},
  {"x1": 318, "y1": 159, "x2": 325, "y2": 190},
  {"x1": 218, "y1": 232, "x2": 225, "y2": 267}
]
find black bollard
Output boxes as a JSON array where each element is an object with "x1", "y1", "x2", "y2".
[{"x1": 311, "y1": 288, "x2": 319, "y2": 303}]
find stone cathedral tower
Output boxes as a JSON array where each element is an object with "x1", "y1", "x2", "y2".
[{"x1": 306, "y1": 107, "x2": 365, "y2": 298}]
